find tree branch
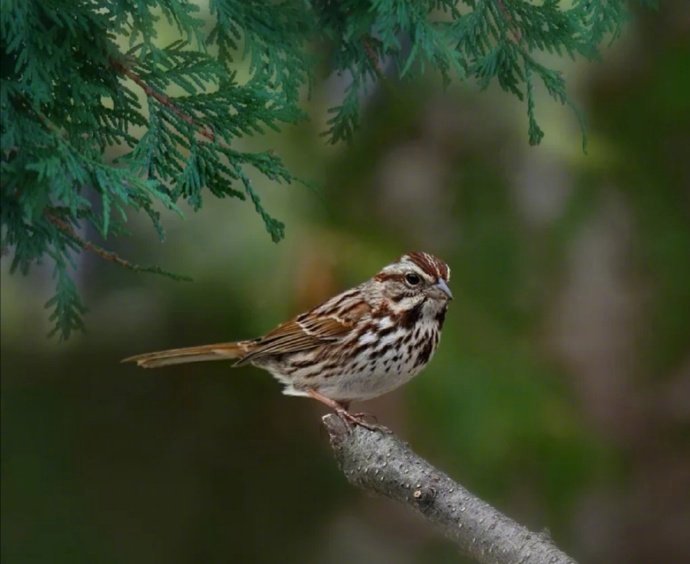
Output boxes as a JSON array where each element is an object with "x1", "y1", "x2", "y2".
[
  {"x1": 494, "y1": 0, "x2": 523, "y2": 44},
  {"x1": 322, "y1": 414, "x2": 577, "y2": 564},
  {"x1": 362, "y1": 36, "x2": 386, "y2": 82},
  {"x1": 111, "y1": 58, "x2": 216, "y2": 142},
  {"x1": 46, "y1": 212, "x2": 192, "y2": 282}
]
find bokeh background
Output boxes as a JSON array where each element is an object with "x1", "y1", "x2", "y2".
[{"x1": 2, "y1": 3, "x2": 689, "y2": 563}]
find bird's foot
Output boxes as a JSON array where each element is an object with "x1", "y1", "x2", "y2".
[
  {"x1": 335, "y1": 409, "x2": 391, "y2": 433},
  {"x1": 306, "y1": 389, "x2": 390, "y2": 433}
]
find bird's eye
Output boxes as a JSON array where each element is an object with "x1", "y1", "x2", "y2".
[{"x1": 405, "y1": 273, "x2": 421, "y2": 286}]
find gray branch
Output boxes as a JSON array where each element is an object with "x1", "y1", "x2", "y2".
[{"x1": 322, "y1": 414, "x2": 577, "y2": 564}]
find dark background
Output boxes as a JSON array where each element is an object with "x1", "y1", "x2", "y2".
[{"x1": 2, "y1": 3, "x2": 689, "y2": 563}]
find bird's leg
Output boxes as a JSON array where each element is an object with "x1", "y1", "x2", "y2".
[{"x1": 306, "y1": 389, "x2": 382, "y2": 432}]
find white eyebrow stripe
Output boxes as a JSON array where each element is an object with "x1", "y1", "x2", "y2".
[{"x1": 410, "y1": 265, "x2": 434, "y2": 282}]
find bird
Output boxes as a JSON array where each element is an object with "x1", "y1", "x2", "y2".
[{"x1": 123, "y1": 252, "x2": 452, "y2": 429}]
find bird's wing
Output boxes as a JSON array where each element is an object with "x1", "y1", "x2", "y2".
[{"x1": 237, "y1": 300, "x2": 370, "y2": 365}]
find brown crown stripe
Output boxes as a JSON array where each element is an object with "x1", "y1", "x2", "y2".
[{"x1": 404, "y1": 251, "x2": 449, "y2": 281}]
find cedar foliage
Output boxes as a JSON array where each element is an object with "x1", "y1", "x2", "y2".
[{"x1": 0, "y1": 0, "x2": 647, "y2": 338}]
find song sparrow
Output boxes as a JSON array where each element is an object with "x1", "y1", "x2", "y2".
[{"x1": 123, "y1": 252, "x2": 452, "y2": 428}]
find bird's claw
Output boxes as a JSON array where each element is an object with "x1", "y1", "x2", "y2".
[{"x1": 336, "y1": 409, "x2": 391, "y2": 433}]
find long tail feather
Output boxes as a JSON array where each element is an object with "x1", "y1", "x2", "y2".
[{"x1": 122, "y1": 342, "x2": 248, "y2": 368}]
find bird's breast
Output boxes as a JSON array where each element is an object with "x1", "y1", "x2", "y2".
[{"x1": 275, "y1": 317, "x2": 442, "y2": 401}]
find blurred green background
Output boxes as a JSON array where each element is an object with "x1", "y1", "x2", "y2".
[{"x1": 2, "y1": 3, "x2": 689, "y2": 563}]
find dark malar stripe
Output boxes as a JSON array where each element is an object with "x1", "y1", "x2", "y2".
[
  {"x1": 435, "y1": 306, "x2": 447, "y2": 329},
  {"x1": 400, "y1": 300, "x2": 424, "y2": 328}
]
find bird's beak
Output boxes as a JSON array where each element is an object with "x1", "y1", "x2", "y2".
[{"x1": 434, "y1": 279, "x2": 453, "y2": 300}]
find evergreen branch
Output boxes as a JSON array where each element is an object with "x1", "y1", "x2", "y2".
[
  {"x1": 46, "y1": 212, "x2": 191, "y2": 282},
  {"x1": 45, "y1": 259, "x2": 87, "y2": 340},
  {"x1": 111, "y1": 58, "x2": 216, "y2": 142},
  {"x1": 494, "y1": 0, "x2": 523, "y2": 44},
  {"x1": 363, "y1": 36, "x2": 386, "y2": 82},
  {"x1": 1, "y1": 0, "x2": 645, "y2": 338}
]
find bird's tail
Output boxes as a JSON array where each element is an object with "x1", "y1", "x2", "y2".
[{"x1": 122, "y1": 341, "x2": 250, "y2": 369}]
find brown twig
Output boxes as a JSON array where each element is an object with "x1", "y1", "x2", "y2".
[
  {"x1": 46, "y1": 212, "x2": 187, "y2": 281},
  {"x1": 362, "y1": 36, "x2": 386, "y2": 82},
  {"x1": 47, "y1": 213, "x2": 140, "y2": 270},
  {"x1": 111, "y1": 59, "x2": 216, "y2": 142},
  {"x1": 495, "y1": 0, "x2": 523, "y2": 44}
]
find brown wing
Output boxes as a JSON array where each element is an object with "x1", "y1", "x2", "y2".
[{"x1": 237, "y1": 301, "x2": 370, "y2": 365}]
